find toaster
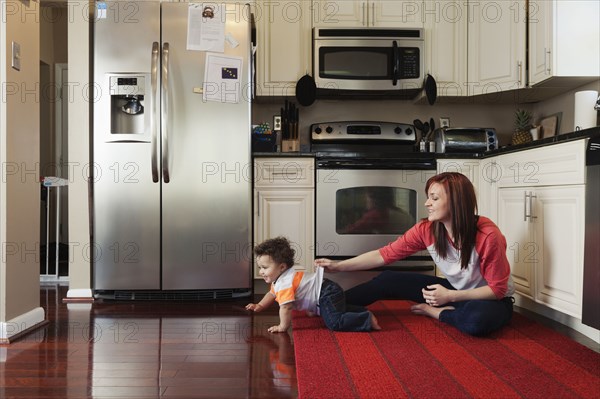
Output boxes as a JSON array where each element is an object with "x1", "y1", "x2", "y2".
[{"x1": 431, "y1": 127, "x2": 498, "y2": 153}]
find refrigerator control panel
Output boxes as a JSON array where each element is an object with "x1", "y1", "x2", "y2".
[{"x1": 109, "y1": 75, "x2": 146, "y2": 96}]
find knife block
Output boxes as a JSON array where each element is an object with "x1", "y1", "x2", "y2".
[{"x1": 281, "y1": 139, "x2": 299, "y2": 152}]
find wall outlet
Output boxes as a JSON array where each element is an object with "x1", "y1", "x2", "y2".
[
  {"x1": 273, "y1": 115, "x2": 282, "y2": 131},
  {"x1": 440, "y1": 117, "x2": 450, "y2": 128}
]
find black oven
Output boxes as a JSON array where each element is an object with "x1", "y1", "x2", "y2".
[{"x1": 311, "y1": 121, "x2": 437, "y2": 272}]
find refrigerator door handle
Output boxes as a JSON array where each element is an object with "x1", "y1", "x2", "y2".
[
  {"x1": 161, "y1": 42, "x2": 171, "y2": 183},
  {"x1": 151, "y1": 42, "x2": 160, "y2": 183}
]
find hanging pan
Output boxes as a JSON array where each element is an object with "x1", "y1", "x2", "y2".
[{"x1": 295, "y1": 74, "x2": 317, "y2": 106}]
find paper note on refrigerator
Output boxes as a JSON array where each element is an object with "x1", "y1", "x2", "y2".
[
  {"x1": 187, "y1": 3, "x2": 225, "y2": 52},
  {"x1": 203, "y1": 53, "x2": 243, "y2": 104}
]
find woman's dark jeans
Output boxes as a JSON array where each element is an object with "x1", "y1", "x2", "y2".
[
  {"x1": 318, "y1": 278, "x2": 372, "y2": 332},
  {"x1": 344, "y1": 271, "x2": 513, "y2": 336}
]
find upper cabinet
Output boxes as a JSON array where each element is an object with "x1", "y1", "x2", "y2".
[
  {"x1": 467, "y1": 0, "x2": 526, "y2": 95},
  {"x1": 253, "y1": 0, "x2": 598, "y2": 97},
  {"x1": 424, "y1": 0, "x2": 467, "y2": 97},
  {"x1": 529, "y1": 0, "x2": 600, "y2": 87},
  {"x1": 252, "y1": 1, "x2": 312, "y2": 96},
  {"x1": 425, "y1": 0, "x2": 525, "y2": 98},
  {"x1": 428, "y1": 0, "x2": 598, "y2": 99},
  {"x1": 312, "y1": 1, "x2": 424, "y2": 28}
]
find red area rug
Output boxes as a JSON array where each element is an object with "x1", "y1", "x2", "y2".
[{"x1": 292, "y1": 301, "x2": 600, "y2": 399}]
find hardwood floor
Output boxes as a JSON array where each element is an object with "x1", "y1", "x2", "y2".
[
  {"x1": 1, "y1": 284, "x2": 598, "y2": 398},
  {"x1": 1, "y1": 284, "x2": 297, "y2": 399}
]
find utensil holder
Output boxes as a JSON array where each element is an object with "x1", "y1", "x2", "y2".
[{"x1": 281, "y1": 139, "x2": 299, "y2": 152}]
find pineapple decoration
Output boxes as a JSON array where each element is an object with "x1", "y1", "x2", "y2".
[{"x1": 511, "y1": 109, "x2": 534, "y2": 145}]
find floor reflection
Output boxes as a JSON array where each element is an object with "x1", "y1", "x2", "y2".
[{"x1": 1, "y1": 283, "x2": 297, "y2": 398}]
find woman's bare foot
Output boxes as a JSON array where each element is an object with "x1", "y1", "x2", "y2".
[
  {"x1": 410, "y1": 303, "x2": 455, "y2": 320},
  {"x1": 370, "y1": 313, "x2": 382, "y2": 330}
]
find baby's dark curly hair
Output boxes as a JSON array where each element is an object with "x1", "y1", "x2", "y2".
[{"x1": 254, "y1": 236, "x2": 295, "y2": 269}]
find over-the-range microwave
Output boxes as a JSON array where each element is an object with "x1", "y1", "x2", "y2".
[{"x1": 313, "y1": 27, "x2": 424, "y2": 97}]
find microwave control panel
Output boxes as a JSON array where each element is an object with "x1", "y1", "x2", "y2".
[{"x1": 399, "y1": 48, "x2": 420, "y2": 79}]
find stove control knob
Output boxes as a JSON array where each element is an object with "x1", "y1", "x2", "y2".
[
  {"x1": 314, "y1": 127, "x2": 322, "y2": 134},
  {"x1": 405, "y1": 128, "x2": 413, "y2": 135},
  {"x1": 326, "y1": 126, "x2": 333, "y2": 134},
  {"x1": 394, "y1": 126, "x2": 403, "y2": 134}
]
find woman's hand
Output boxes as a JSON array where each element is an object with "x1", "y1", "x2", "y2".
[
  {"x1": 314, "y1": 258, "x2": 341, "y2": 273},
  {"x1": 422, "y1": 284, "x2": 454, "y2": 307},
  {"x1": 315, "y1": 250, "x2": 385, "y2": 272}
]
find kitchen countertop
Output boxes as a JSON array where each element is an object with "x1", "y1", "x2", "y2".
[
  {"x1": 252, "y1": 126, "x2": 600, "y2": 159},
  {"x1": 253, "y1": 151, "x2": 314, "y2": 157},
  {"x1": 482, "y1": 126, "x2": 599, "y2": 157}
]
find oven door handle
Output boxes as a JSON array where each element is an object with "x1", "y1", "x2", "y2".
[
  {"x1": 392, "y1": 40, "x2": 400, "y2": 86},
  {"x1": 316, "y1": 159, "x2": 436, "y2": 170}
]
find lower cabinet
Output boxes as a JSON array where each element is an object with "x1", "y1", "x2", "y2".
[
  {"x1": 497, "y1": 185, "x2": 585, "y2": 317},
  {"x1": 253, "y1": 158, "x2": 314, "y2": 278},
  {"x1": 439, "y1": 139, "x2": 587, "y2": 319}
]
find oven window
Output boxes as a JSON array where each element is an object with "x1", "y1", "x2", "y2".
[
  {"x1": 336, "y1": 186, "x2": 416, "y2": 235},
  {"x1": 320, "y1": 47, "x2": 391, "y2": 79}
]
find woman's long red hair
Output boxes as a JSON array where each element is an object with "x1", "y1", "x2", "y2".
[{"x1": 425, "y1": 172, "x2": 478, "y2": 269}]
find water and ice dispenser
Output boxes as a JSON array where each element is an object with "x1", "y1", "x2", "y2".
[{"x1": 106, "y1": 74, "x2": 151, "y2": 141}]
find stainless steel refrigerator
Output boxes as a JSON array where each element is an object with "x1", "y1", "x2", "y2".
[{"x1": 92, "y1": 1, "x2": 252, "y2": 298}]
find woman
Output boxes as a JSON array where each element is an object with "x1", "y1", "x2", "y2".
[{"x1": 314, "y1": 172, "x2": 515, "y2": 336}]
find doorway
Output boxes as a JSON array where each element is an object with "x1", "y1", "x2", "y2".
[{"x1": 40, "y1": 4, "x2": 68, "y2": 281}]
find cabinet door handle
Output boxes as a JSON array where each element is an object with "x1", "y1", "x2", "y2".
[
  {"x1": 362, "y1": 2, "x2": 366, "y2": 26},
  {"x1": 524, "y1": 191, "x2": 538, "y2": 221},
  {"x1": 517, "y1": 61, "x2": 523, "y2": 86},
  {"x1": 529, "y1": 192, "x2": 537, "y2": 220},
  {"x1": 545, "y1": 48, "x2": 552, "y2": 73},
  {"x1": 523, "y1": 191, "x2": 528, "y2": 221},
  {"x1": 371, "y1": 2, "x2": 375, "y2": 26}
]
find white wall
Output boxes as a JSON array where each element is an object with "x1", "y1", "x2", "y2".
[
  {"x1": 532, "y1": 80, "x2": 600, "y2": 134},
  {"x1": 253, "y1": 98, "x2": 523, "y2": 148},
  {"x1": 65, "y1": 0, "x2": 92, "y2": 298},
  {"x1": 1, "y1": 0, "x2": 43, "y2": 331}
]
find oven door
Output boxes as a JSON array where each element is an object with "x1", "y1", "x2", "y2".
[{"x1": 316, "y1": 167, "x2": 435, "y2": 267}]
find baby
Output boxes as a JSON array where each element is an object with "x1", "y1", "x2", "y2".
[{"x1": 246, "y1": 236, "x2": 380, "y2": 333}]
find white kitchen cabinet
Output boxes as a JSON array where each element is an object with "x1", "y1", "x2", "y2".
[
  {"x1": 425, "y1": 0, "x2": 525, "y2": 98},
  {"x1": 436, "y1": 158, "x2": 480, "y2": 190},
  {"x1": 495, "y1": 140, "x2": 586, "y2": 188},
  {"x1": 497, "y1": 188, "x2": 535, "y2": 298},
  {"x1": 254, "y1": 158, "x2": 314, "y2": 278},
  {"x1": 467, "y1": 0, "x2": 526, "y2": 95},
  {"x1": 498, "y1": 185, "x2": 585, "y2": 317},
  {"x1": 423, "y1": 0, "x2": 467, "y2": 97},
  {"x1": 252, "y1": 1, "x2": 312, "y2": 96},
  {"x1": 529, "y1": 0, "x2": 600, "y2": 86},
  {"x1": 312, "y1": 0, "x2": 423, "y2": 28},
  {"x1": 493, "y1": 139, "x2": 587, "y2": 318}
]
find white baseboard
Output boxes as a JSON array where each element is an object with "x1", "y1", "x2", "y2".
[
  {"x1": 0, "y1": 307, "x2": 46, "y2": 343},
  {"x1": 66, "y1": 288, "x2": 93, "y2": 299}
]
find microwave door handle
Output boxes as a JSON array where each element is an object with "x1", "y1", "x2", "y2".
[{"x1": 392, "y1": 40, "x2": 399, "y2": 86}]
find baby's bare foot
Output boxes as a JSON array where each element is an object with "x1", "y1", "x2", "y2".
[
  {"x1": 370, "y1": 313, "x2": 382, "y2": 330},
  {"x1": 411, "y1": 303, "x2": 455, "y2": 320}
]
